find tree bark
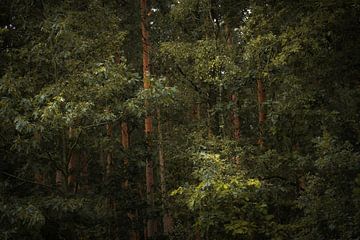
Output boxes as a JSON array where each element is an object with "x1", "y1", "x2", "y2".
[
  {"x1": 157, "y1": 108, "x2": 174, "y2": 235},
  {"x1": 225, "y1": 24, "x2": 241, "y2": 140},
  {"x1": 121, "y1": 121, "x2": 140, "y2": 240},
  {"x1": 257, "y1": 79, "x2": 266, "y2": 148},
  {"x1": 33, "y1": 131, "x2": 45, "y2": 185},
  {"x1": 140, "y1": 0, "x2": 157, "y2": 237},
  {"x1": 68, "y1": 127, "x2": 78, "y2": 193},
  {"x1": 79, "y1": 152, "x2": 89, "y2": 193},
  {"x1": 106, "y1": 124, "x2": 113, "y2": 178}
]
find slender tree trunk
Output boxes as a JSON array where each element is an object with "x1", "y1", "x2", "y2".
[
  {"x1": 157, "y1": 109, "x2": 174, "y2": 235},
  {"x1": 79, "y1": 152, "x2": 88, "y2": 193},
  {"x1": 106, "y1": 124, "x2": 113, "y2": 178},
  {"x1": 33, "y1": 131, "x2": 45, "y2": 184},
  {"x1": 121, "y1": 121, "x2": 140, "y2": 240},
  {"x1": 225, "y1": 24, "x2": 241, "y2": 140},
  {"x1": 55, "y1": 170, "x2": 63, "y2": 189},
  {"x1": 195, "y1": 227, "x2": 201, "y2": 240},
  {"x1": 140, "y1": 0, "x2": 157, "y2": 237},
  {"x1": 67, "y1": 152, "x2": 78, "y2": 192},
  {"x1": 56, "y1": 130, "x2": 67, "y2": 189},
  {"x1": 121, "y1": 121, "x2": 129, "y2": 187},
  {"x1": 68, "y1": 127, "x2": 78, "y2": 193},
  {"x1": 257, "y1": 79, "x2": 266, "y2": 148},
  {"x1": 157, "y1": 108, "x2": 165, "y2": 204},
  {"x1": 231, "y1": 94, "x2": 241, "y2": 140}
]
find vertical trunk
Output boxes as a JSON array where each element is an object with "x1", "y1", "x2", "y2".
[
  {"x1": 67, "y1": 152, "x2": 78, "y2": 192},
  {"x1": 79, "y1": 152, "x2": 89, "y2": 192},
  {"x1": 157, "y1": 109, "x2": 165, "y2": 203},
  {"x1": 218, "y1": 83, "x2": 225, "y2": 137},
  {"x1": 231, "y1": 94, "x2": 241, "y2": 140},
  {"x1": 140, "y1": 0, "x2": 157, "y2": 237},
  {"x1": 106, "y1": 123, "x2": 116, "y2": 209},
  {"x1": 68, "y1": 127, "x2": 78, "y2": 193},
  {"x1": 121, "y1": 121, "x2": 140, "y2": 240},
  {"x1": 121, "y1": 121, "x2": 129, "y2": 187},
  {"x1": 106, "y1": 124, "x2": 113, "y2": 177},
  {"x1": 225, "y1": 24, "x2": 241, "y2": 140},
  {"x1": 196, "y1": 102, "x2": 201, "y2": 120},
  {"x1": 56, "y1": 130, "x2": 67, "y2": 189},
  {"x1": 195, "y1": 227, "x2": 201, "y2": 240},
  {"x1": 257, "y1": 79, "x2": 266, "y2": 148},
  {"x1": 33, "y1": 131, "x2": 45, "y2": 184},
  {"x1": 55, "y1": 170, "x2": 63, "y2": 188},
  {"x1": 157, "y1": 109, "x2": 174, "y2": 235}
]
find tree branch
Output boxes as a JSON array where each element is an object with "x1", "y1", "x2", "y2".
[{"x1": 1, "y1": 171, "x2": 57, "y2": 190}]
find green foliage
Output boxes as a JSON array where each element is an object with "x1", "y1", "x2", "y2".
[
  {"x1": 1, "y1": 0, "x2": 359, "y2": 239},
  {"x1": 169, "y1": 138, "x2": 278, "y2": 239}
]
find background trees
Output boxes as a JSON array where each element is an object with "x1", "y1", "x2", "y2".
[{"x1": 1, "y1": 0, "x2": 359, "y2": 239}]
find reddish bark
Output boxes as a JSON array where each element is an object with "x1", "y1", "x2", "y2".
[
  {"x1": 231, "y1": 94, "x2": 241, "y2": 140},
  {"x1": 140, "y1": 0, "x2": 157, "y2": 237}
]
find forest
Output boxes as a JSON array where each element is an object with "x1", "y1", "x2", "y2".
[{"x1": 0, "y1": 0, "x2": 360, "y2": 239}]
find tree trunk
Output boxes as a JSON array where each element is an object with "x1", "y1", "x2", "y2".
[
  {"x1": 68, "y1": 127, "x2": 78, "y2": 193},
  {"x1": 55, "y1": 170, "x2": 63, "y2": 189},
  {"x1": 121, "y1": 121, "x2": 129, "y2": 187},
  {"x1": 121, "y1": 121, "x2": 140, "y2": 240},
  {"x1": 79, "y1": 152, "x2": 88, "y2": 193},
  {"x1": 157, "y1": 108, "x2": 174, "y2": 235},
  {"x1": 140, "y1": 0, "x2": 157, "y2": 237},
  {"x1": 33, "y1": 131, "x2": 45, "y2": 184},
  {"x1": 225, "y1": 24, "x2": 241, "y2": 140},
  {"x1": 231, "y1": 94, "x2": 241, "y2": 140},
  {"x1": 257, "y1": 79, "x2": 266, "y2": 148},
  {"x1": 56, "y1": 130, "x2": 67, "y2": 189},
  {"x1": 106, "y1": 124, "x2": 113, "y2": 178}
]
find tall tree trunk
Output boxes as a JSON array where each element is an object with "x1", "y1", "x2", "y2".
[
  {"x1": 33, "y1": 131, "x2": 45, "y2": 184},
  {"x1": 231, "y1": 94, "x2": 241, "y2": 140},
  {"x1": 121, "y1": 121, "x2": 140, "y2": 240},
  {"x1": 68, "y1": 127, "x2": 78, "y2": 193},
  {"x1": 121, "y1": 121, "x2": 129, "y2": 187},
  {"x1": 157, "y1": 109, "x2": 174, "y2": 235},
  {"x1": 140, "y1": 0, "x2": 157, "y2": 237},
  {"x1": 56, "y1": 130, "x2": 67, "y2": 189},
  {"x1": 257, "y1": 79, "x2": 266, "y2": 148},
  {"x1": 106, "y1": 123, "x2": 114, "y2": 178},
  {"x1": 79, "y1": 152, "x2": 88, "y2": 193},
  {"x1": 225, "y1": 24, "x2": 241, "y2": 140}
]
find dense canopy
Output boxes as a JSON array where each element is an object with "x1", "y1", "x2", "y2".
[{"x1": 1, "y1": 0, "x2": 360, "y2": 239}]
